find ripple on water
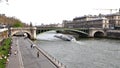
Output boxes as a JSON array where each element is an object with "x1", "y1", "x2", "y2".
[{"x1": 36, "y1": 31, "x2": 120, "y2": 68}]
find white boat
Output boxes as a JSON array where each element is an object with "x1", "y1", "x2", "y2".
[{"x1": 54, "y1": 34, "x2": 76, "y2": 41}]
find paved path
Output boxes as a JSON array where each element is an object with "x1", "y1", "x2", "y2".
[
  {"x1": 6, "y1": 37, "x2": 21, "y2": 68},
  {"x1": 6, "y1": 37, "x2": 57, "y2": 68}
]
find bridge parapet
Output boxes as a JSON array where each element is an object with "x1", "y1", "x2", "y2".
[{"x1": 11, "y1": 27, "x2": 36, "y2": 30}]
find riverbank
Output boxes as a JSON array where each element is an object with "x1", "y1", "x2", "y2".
[
  {"x1": 0, "y1": 38, "x2": 11, "y2": 68},
  {"x1": 28, "y1": 38, "x2": 66, "y2": 68},
  {"x1": 107, "y1": 30, "x2": 120, "y2": 39}
]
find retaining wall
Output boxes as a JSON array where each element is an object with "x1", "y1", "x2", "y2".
[{"x1": 107, "y1": 30, "x2": 120, "y2": 39}]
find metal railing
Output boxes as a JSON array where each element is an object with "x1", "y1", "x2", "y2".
[
  {"x1": 28, "y1": 39, "x2": 66, "y2": 68},
  {"x1": 35, "y1": 45, "x2": 66, "y2": 68}
]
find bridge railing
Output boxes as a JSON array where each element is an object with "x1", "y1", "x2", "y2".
[{"x1": 11, "y1": 27, "x2": 36, "y2": 30}]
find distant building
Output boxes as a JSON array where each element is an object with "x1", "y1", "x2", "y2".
[
  {"x1": 63, "y1": 15, "x2": 109, "y2": 29},
  {"x1": 55, "y1": 23, "x2": 63, "y2": 27},
  {"x1": 38, "y1": 23, "x2": 63, "y2": 28},
  {"x1": 63, "y1": 11, "x2": 120, "y2": 29},
  {"x1": 105, "y1": 12, "x2": 120, "y2": 29}
]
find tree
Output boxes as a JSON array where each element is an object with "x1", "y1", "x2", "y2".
[
  {"x1": 0, "y1": 14, "x2": 27, "y2": 27},
  {"x1": 12, "y1": 21, "x2": 23, "y2": 27},
  {"x1": 30, "y1": 22, "x2": 33, "y2": 27}
]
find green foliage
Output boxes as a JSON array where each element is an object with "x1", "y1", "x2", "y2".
[
  {"x1": 0, "y1": 58, "x2": 6, "y2": 68},
  {"x1": 12, "y1": 21, "x2": 23, "y2": 27},
  {"x1": 0, "y1": 38, "x2": 11, "y2": 68}
]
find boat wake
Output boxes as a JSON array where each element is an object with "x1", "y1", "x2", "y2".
[{"x1": 54, "y1": 34, "x2": 76, "y2": 41}]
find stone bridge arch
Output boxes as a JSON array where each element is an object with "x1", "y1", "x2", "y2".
[
  {"x1": 11, "y1": 30, "x2": 32, "y2": 38},
  {"x1": 10, "y1": 27, "x2": 36, "y2": 39},
  {"x1": 89, "y1": 28, "x2": 106, "y2": 37}
]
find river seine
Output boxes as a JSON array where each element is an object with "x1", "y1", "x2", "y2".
[{"x1": 35, "y1": 31, "x2": 120, "y2": 68}]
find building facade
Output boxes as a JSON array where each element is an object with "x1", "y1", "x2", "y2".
[
  {"x1": 63, "y1": 11, "x2": 120, "y2": 29},
  {"x1": 63, "y1": 15, "x2": 109, "y2": 29},
  {"x1": 105, "y1": 13, "x2": 120, "y2": 29}
]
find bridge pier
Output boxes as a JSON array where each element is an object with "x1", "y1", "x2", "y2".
[
  {"x1": 88, "y1": 28, "x2": 107, "y2": 37},
  {"x1": 31, "y1": 27, "x2": 37, "y2": 39}
]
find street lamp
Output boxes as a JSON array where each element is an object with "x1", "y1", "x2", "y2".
[{"x1": 7, "y1": 24, "x2": 11, "y2": 37}]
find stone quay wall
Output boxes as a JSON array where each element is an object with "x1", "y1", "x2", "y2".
[{"x1": 107, "y1": 30, "x2": 120, "y2": 39}]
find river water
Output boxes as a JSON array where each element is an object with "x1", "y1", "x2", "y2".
[{"x1": 35, "y1": 30, "x2": 120, "y2": 68}]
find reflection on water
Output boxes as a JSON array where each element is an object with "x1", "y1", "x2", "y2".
[{"x1": 35, "y1": 31, "x2": 120, "y2": 68}]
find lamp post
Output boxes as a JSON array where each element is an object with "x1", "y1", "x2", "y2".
[{"x1": 8, "y1": 24, "x2": 11, "y2": 37}]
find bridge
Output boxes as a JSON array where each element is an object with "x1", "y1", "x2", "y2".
[
  {"x1": 9, "y1": 27, "x2": 37, "y2": 39},
  {"x1": 36, "y1": 27, "x2": 107, "y2": 38},
  {"x1": 0, "y1": 27, "x2": 107, "y2": 40}
]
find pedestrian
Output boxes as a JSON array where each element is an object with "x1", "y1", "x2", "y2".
[
  {"x1": 37, "y1": 51, "x2": 39, "y2": 58},
  {"x1": 9, "y1": 50, "x2": 12, "y2": 56},
  {"x1": 31, "y1": 44, "x2": 33, "y2": 48},
  {"x1": 9, "y1": 46, "x2": 12, "y2": 56},
  {"x1": 33, "y1": 44, "x2": 36, "y2": 48},
  {"x1": 14, "y1": 50, "x2": 18, "y2": 55}
]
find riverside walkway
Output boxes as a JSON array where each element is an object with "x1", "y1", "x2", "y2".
[{"x1": 6, "y1": 37, "x2": 57, "y2": 68}]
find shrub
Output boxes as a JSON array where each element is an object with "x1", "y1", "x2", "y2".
[{"x1": 0, "y1": 38, "x2": 11, "y2": 68}]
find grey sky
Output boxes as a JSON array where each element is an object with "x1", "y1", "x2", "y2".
[{"x1": 0, "y1": 0, "x2": 120, "y2": 25}]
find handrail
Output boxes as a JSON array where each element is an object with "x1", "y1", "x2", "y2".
[
  {"x1": 28, "y1": 39, "x2": 66, "y2": 68},
  {"x1": 35, "y1": 45, "x2": 66, "y2": 68}
]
